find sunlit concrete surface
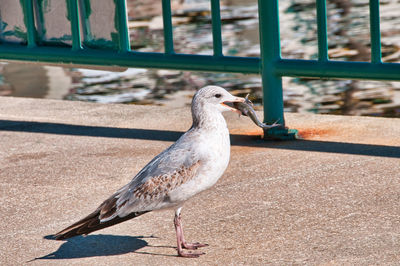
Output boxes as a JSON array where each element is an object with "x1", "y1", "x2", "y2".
[{"x1": 0, "y1": 96, "x2": 399, "y2": 265}]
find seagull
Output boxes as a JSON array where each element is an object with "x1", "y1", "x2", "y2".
[{"x1": 54, "y1": 86, "x2": 245, "y2": 258}]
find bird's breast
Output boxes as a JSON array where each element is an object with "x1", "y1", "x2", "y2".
[
  {"x1": 198, "y1": 125, "x2": 230, "y2": 169},
  {"x1": 167, "y1": 127, "x2": 231, "y2": 203}
]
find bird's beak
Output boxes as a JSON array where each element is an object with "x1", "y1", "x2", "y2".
[{"x1": 221, "y1": 97, "x2": 246, "y2": 114}]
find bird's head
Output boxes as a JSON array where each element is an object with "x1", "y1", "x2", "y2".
[
  {"x1": 190, "y1": 86, "x2": 245, "y2": 128},
  {"x1": 191, "y1": 86, "x2": 245, "y2": 115}
]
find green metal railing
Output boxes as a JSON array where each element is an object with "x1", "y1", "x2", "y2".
[{"x1": 1, "y1": 0, "x2": 399, "y2": 139}]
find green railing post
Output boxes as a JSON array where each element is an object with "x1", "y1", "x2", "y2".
[
  {"x1": 115, "y1": 0, "x2": 130, "y2": 52},
  {"x1": 78, "y1": 0, "x2": 92, "y2": 45},
  {"x1": 258, "y1": 0, "x2": 297, "y2": 139},
  {"x1": 162, "y1": 0, "x2": 174, "y2": 54},
  {"x1": 67, "y1": 0, "x2": 82, "y2": 51},
  {"x1": 210, "y1": 0, "x2": 223, "y2": 57},
  {"x1": 21, "y1": 0, "x2": 37, "y2": 48},
  {"x1": 316, "y1": 0, "x2": 328, "y2": 62},
  {"x1": 369, "y1": 0, "x2": 382, "y2": 63}
]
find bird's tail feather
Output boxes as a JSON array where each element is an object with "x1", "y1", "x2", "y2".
[{"x1": 54, "y1": 210, "x2": 148, "y2": 240}]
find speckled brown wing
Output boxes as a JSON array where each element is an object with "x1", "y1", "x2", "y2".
[{"x1": 130, "y1": 160, "x2": 201, "y2": 201}]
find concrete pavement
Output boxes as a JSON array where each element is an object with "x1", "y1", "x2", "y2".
[{"x1": 0, "y1": 96, "x2": 399, "y2": 265}]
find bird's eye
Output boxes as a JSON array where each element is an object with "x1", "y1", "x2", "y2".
[{"x1": 214, "y1": 94, "x2": 222, "y2": 98}]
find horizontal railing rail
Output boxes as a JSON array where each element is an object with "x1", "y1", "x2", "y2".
[{"x1": 0, "y1": 44, "x2": 260, "y2": 74}]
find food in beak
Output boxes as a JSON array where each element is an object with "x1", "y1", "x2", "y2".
[
  {"x1": 230, "y1": 95, "x2": 283, "y2": 130},
  {"x1": 221, "y1": 98, "x2": 244, "y2": 114}
]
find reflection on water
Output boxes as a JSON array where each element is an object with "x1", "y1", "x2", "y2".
[
  {"x1": 0, "y1": 0, "x2": 399, "y2": 117},
  {"x1": 1, "y1": 63, "x2": 71, "y2": 100},
  {"x1": 2, "y1": 63, "x2": 49, "y2": 98}
]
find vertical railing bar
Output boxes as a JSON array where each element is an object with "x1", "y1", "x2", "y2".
[
  {"x1": 369, "y1": 0, "x2": 382, "y2": 63},
  {"x1": 115, "y1": 0, "x2": 130, "y2": 52},
  {"x1": 316, "y1": 0, "x2": 328, "y2": 61},
  {"x1": 257, "y1": 0, "x2": 285, "y2": 126},
  {"x1": 162, "y1": 0, "x2": 174, "y2": 54},
  {"x1": 67, "y1": 0, "x2": 82, "y2": 51},
  {"x1": 78, "y1": 0, "x2": 92, "y2": 44},
  {"x1": 210, "y1": 0, "x2": 223, "y2": 57},
  {"x1": 21, "y1": 0, "x2": 37, "y2": 48}
]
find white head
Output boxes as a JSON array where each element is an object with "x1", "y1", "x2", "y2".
[{"x1": 191, "y1": 86, "x2": 245, "y2": 127}]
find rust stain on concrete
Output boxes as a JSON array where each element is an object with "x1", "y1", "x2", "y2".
[{"x1": 297, "y1": 127, "x2": 335, "y2": 139}]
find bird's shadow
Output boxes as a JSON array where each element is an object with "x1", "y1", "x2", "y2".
[{"x1": 35, "y1": 234, "x2": 152, "y2": 260}]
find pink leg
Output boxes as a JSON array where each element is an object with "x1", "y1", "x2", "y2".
[{"x1": 173, "y1": 212, "x2": 208, "y2": 258}]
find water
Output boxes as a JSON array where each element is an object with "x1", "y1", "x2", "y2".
[{"x1": 1, "y1": 0, "x2": 400, "y2": 117}]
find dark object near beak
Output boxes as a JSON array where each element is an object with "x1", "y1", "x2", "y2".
[{"x1": 233, "y1": 95, "x2": 283, "y2": 130}]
